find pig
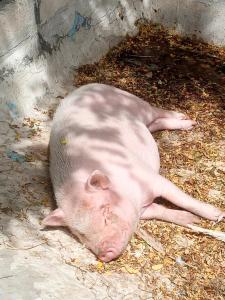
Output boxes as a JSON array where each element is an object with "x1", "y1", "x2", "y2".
[{"x1": 43, "y1": 83, "x2": 224, "y2": 262}]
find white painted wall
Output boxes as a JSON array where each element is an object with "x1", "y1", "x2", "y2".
[{"x1": 0, "y1": 0, "x2": 225, "y2": 116}]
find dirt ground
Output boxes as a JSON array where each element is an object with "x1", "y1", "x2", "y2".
[{"x1": 0, "y1": 23, "x2": 224, "y2": 299}]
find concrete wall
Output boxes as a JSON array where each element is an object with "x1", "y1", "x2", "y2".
[{"x1": 0, "y1": 0, "x2": 225, "y2": 116}]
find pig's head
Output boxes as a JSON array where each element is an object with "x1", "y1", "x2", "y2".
[{"x1": 43, "y1": 170, "x2": 138, "y2": 262}]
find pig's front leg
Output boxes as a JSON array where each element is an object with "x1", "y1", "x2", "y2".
[
  {"x1": 141, "y1": 203, "x2": 200, "y2": 226},
  {"x1": 150, "y1": 174, "x2": 224, "y2": 222}
]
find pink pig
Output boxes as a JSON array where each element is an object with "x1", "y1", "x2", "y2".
[{"x1": 43, "y1": 83, "x2": 224, "y2": 262}]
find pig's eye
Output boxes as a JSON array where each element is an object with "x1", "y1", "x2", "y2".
[
  {"x1": 75, "y1": 230, "x2": 88, "y2": 242},
  {"x1": 77, "y1": 232, "x2": 85, "y2": 241}
]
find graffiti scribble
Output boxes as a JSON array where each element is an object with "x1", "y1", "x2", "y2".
[{"x1": 68, "y1": 11, "x2": 91, "y2": 40}]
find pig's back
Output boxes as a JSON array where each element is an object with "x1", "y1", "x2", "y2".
[{"x1": 50, "y1": 84, "x2": 160, "y2": 197}]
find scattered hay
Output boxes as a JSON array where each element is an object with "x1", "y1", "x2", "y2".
[{"x1": 75, "y1": 23, "x2": 225, "y2": 299}]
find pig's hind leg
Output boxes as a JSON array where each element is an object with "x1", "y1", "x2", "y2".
[
  {"x1": 148, "y1": 107, "x2": 196, "y2": 132},
  {"x1": 152, "y1": 174, "x2": 225, "y2": 222},
  {"x1": 141, "y1": 203, "x2": 200, "y2": 227}
]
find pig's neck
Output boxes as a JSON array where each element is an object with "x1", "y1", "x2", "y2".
[
  {"x1": 112, "y1": 176, "x2": 145, "y2": 212},
  {"x1": 114, "y1": 193, "x2": 140, "y2": 231},
  {"x1": 109, "y1": 175, "x2": 145, "y2": 220}
]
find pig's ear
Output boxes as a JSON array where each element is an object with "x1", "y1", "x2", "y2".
[
  {"x1": 86, "y1": 170, "x2": 110, "y2": 191},
  {"x1": 42, "y1": 208, "x2": 66, "y2": 227}
]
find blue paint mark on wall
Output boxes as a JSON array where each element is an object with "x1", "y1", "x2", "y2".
[
  {"x1": 6, "y1": 150, "x2": 25, "y2": 163},
  {"x1": 68, "y1": 11, "x2": 91, "y2": 40},
  {"x1": 6, "y1": 102, "x2": 19, "y2": 118}
]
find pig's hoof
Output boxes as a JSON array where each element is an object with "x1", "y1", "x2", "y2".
[
  {"x1": 216, "y1": 214, "x2": 224, "y2": 223},
  {"x1": 180, "y1": 120, "x2": 197, "y2": 130},
  {"x1": 204, "y1": 206, "x2": 225, "y2": 222},
  {"x1": 176, "y1": 211, "x2": 200, "y2": 226}
]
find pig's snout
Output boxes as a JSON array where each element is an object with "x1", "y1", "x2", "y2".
[
  {"x1": 96, "y1": 240, "x2": 123, "y2": 262},
  {"x1": 98, "y1": 248, "x2": 118, "y2": 262},
  {"x1": 95, "y1": 224, "x2": 132, "y2": 262}
]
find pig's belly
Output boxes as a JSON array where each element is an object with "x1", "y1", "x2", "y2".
[
  {"x1": 121, "y1": 123, "x2": 160, "y2": 173},
  {"x1": 50, "y1": 117, "x2": 160, "y2": 195}
]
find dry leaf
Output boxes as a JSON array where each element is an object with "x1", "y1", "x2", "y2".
[
  {"x1": 135, "y1": 228, "x2": 165, "y2": 254},
  {"x1": 152, "y1": 264, "x2": 163, "y2": 271},
  {"x1": 124, "y1": 265, "x2": 139, "y2": 274},
  {"x1": 97, "y1": 261, "x2": 104, "y2": 270},
  {"x1": 15, "y1": 131, "x2": 21, "y2": 141}
]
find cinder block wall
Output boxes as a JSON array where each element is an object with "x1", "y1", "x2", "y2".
[{"x1": 0, "y1": 0, "x2": 225, "y2": 116}]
